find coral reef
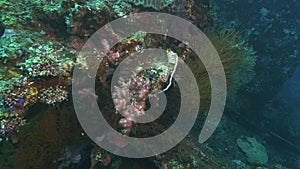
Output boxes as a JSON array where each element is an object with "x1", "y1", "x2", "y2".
[
  {"x1": 0, "y1": 111, "x2": 25, "y2": 136},
  {"x1": 19, "y1": 46, "x2": 61, "y2": 77},
  {"x1": 0, "y1": 76, "x2": 29, "y2": 135},
  {"x1": 0, "y1": 0, "x2": 266, "y2": 169},
  {"x1": 0, "y1": 0, "x2": 34, "y2": 29},
  {"x1": 38, "y1": 86, "x2": 69, "y2": 105},
  {"x1": 126, "y1": 0, "x2": 175, "y2": 10},
  {"x1": 0, "y1": 29, "x2": 74, "y2": 138}
]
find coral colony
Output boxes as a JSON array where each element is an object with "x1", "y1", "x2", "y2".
[
  {"x1": 0, "y1": 31, "x2": 71, "y2": 137},
  {"x1": 3, "y1": 0, "x2": 287, "y2": 168},
  {"x1": 112, "y1": 50, "x2": 178, "y2": 134}
]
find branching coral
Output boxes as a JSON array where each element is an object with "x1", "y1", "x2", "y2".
[
  {"x1": 0, "y1": 76, "x2": 30, "y2": 107},
  {"x1": 15, "y1": 36, "x2": 74, "y2": 78},
  {"x1": 19, "y1": 46, "x2": 61, "y2": 77},
  {"x1": 0, "y1": 110, "x2": 25, "y2": 135},
  {"x1": 38, "y1": 86, "x2": 68, "y2": 105},
  {"x1": 0, "y1": 30, "x2": 34, "y2": 62},
  {"x1": 125, "y1": 0, "x2": 175, "y2": 10},
  {"x1": 0, "y1": 79, "x2": 68, "y2": 137},
  {"x1": 0, "y1": 29, "x2": 75, "y2": 138},
  {"x1": 0, "y1": 0, "x2": 34, "y2": 29},
  {"x1": 1, "y1": 30, "x2": 73, "y2": 66},
  {"x1": 0, "y1": 29, "x2": 75, "y2": 83},
  {"x1": 0, "y1": 76, "x2": 29, "y2": 135}
]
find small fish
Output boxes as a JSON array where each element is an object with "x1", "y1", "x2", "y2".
[{"x1": 17, "y1": 98, "x2": 25, "y2": 103}]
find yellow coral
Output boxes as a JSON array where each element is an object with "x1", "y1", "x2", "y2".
[{"x1": 24, "y1": 86, "x2": 38, "y2": 107}]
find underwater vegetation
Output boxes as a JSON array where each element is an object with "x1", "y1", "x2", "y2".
[
  {"x1": 1, "y1": 0, "x2": 298, "y2": 168},
  {"x1": 185, "y1": 27, "x2": 256, "y2": 111}
]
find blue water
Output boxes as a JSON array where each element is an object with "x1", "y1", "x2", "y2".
[{"x1": 214, "y1": 0, "x2": 300, "y2": 168}]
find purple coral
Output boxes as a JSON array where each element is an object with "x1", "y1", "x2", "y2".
[
  {"x1": 0, "y1": 77, "x2": 28, "y2": 135},
  {"x1": 0, "y1": 112, "x2": 26, "y2": 135},
  {"x1": 19, "y1": 54, "x2": 60, "y2": 77},
  {"x1": 38, "y1": 86, "x2": 68, "y2": 105},
  {"x1": 1, "y1": 76, "x2": 29, "y2": 107},
  {"x1": 113, "y1": 74, "x2": 151, "y2": 121}
]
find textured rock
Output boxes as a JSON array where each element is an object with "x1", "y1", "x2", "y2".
[{"x1": 236, "y1": 137, "x2": 268, "y2": 165}]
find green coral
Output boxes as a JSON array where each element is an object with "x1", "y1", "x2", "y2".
[
  {"x1": 125, "y1": 0, "x2": 174, "y2": 10},
  {"x1": 0, "y1": 0, "x2": 33, "y2": 29},
  {"x1": 0, "y1": 30, "x2": 74, "y2": 79},
  {"x1": 18, "y1": 45, "x2": 61, "y2": 77},
  {"x1": 0, "y1": 30, "x2": 34, "y2": 61},
  {"x1": 33, "y1": 0, "x2": 64, "y2": 14},
  {"x1": 86, "y1": 0, "x2": 109, "y2": 11},
  {"x1": 1, "y1": 30, "x2": 53, "y2": 60},
  {"x1": 165, "y1": 159, "x2": 184, "y2": 169},
  {"x1": 112, "y1": 1, "x2": 133, "y2": 17},
  {"x1": 121, "y1": 31, "x2": 146, "y2": 43}
]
